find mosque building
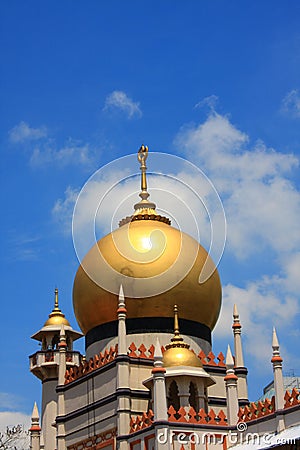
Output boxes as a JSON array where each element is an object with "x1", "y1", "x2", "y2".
[{"x1": 28, "y1": 146, "x2": 300, "y2": 450}]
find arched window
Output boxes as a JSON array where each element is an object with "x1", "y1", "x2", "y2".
[
  {"x1": 51, "y1": 334, "x2": 60, "y2": 350},
  {"x1": 167, "y1": 380, "x2": 180, "y2": 412},
  {"x1": 189, "y1": 382, "x2": 199, "y2": 411}
]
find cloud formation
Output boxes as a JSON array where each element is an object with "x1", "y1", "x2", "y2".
[
  {"x1": 30, "y1": 140, "x2": 95, "y2": 168},
  {"x1": 103, "y1": 90, "x2": 142, "y2": 118},
  {"x1": 9, "y1": 121, "x2": 47, "y2": 143},
  {"x1": 175, "y1": 108, "x2": 300, "y2": 368},
  {"x1": 9, "y1": 121, "x2": 96, "y2": 169},
  {"x1": 281, "y1": 89, "x2": 300, "y2": 118}
]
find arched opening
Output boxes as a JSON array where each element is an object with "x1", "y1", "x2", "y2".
[
  {"x1": 189, "y1": 381, "x2": 199, "y2": 411},
  {"x1": 167, "y1": 380, "x2": 180, "y2": 412},
  {"x1": 51, "y1": 334, "x2": 60, "y2": 350}
]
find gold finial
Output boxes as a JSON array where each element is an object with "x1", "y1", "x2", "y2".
[
  {"x1": 171, "y1": 304, "x2": 183, "y2": 343},
  {"x1": 137, "y1": 144, "x2": 149, "y2": 192},
  {"x1": 134, "y1": 145, "x2": 156, "y2": 211},
  {"x1": 54, "y1": 287, "x2": 59, "y2": 310}
]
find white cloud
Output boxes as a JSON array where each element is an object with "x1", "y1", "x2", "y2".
[
  {"x1": 103, "y1": 90, "x2": 142, "y2": 118},
  {"x1": 215, "y1": 278, "x2": 299, "y2": 369},
  {"x1": 175, "y1": 107, "x2": 300, "y2": 372},
  {"x1": 52, "y1": 186, "x2": 79, "y2": 234},
  {"x1": 9, "y1": 121, "x2": 47, "y2": 143},
  {"x1": 195, "y1": 94, "x2": 219, "y2": 111},
  {"x1": 30, "y1": 140, "x2": 95, "y2": 168},
  {"x1": 175, "y1": 111, "x2": 300, "y2": 258},
  {"x1": 281, "y1": 89, "x2": 300, "y2": 118},
  {"x1": 9, "y1": 121, "x2": 97, "y2": 168}
]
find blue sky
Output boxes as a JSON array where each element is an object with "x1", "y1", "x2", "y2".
[{"x1": 1, "y1": 1, "x2": 300, "y2": 426}]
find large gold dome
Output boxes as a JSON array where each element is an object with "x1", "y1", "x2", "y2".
[{"x1": 73, "y1": 219, "x2": 221, "y2": 335}]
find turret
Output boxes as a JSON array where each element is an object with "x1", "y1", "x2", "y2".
[
  {"x1": 224, "y1": 345, "x2": 239, "y2": 426},
  {"x1": 271, "y1": 328, "x2": 285, "y2": 432},
  {"x1": 29, "y1": 288, "x2": 83, "y2": 450},
  {"x1": 29, "y1": 402, "x2": 41, "y2": 450},
  {"x1": 232, "y1": 304, "x2": 248, "y2": 405},
  {"x1": 116, "y1": 286, "x2": 131, "y2": 450}
]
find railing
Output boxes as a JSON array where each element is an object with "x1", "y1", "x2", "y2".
[{"x1": 129, "y1": 406, "x2": 227, "y2": 433}]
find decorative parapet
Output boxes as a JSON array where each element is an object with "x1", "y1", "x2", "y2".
[
  {"x1": 167, "y1": 405, "x2": 227, "y2": 425},
  {"x1": 65, "y1": 345, "x2": 118, "y2": 384},
  {"x1": 129, "y1": 342, "x2": 226, "y2": 367},
  {"x1": 284, "y1": 388, "x2": 300, "y2": 408},
  {"x1": 129, "y1": 407, "x2": 227, "y2": 433},
  {"x1": 130, "y1": 410, "x2": 154, "y2": 433},
  {"x1": 238, "y1": 397, "x2": 275, "y2": 422},
  {"x1": 64, "y1": 342, "x2": 227, "y2": 384},
  {"x1": 238, "y1": 388, "x2": 300, "y2": 423}
]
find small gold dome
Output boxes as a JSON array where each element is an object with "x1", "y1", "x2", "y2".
[
  {"x1": 44, "y1": 288, "x2": 70, "y2": 327},
  {"x1": 162, "y1": 305, "x2": 202, "y2": 368},
  {"x1": 163, "y1": 345, "x2": 202, "y2": 368}
]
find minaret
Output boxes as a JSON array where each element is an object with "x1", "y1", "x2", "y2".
[
  {"x1": 224, "y1": 345, "x2": 239, "y2": 426},
  {"x1": 232, "y1": 304, "x2": 248, "y2": 405},
  {"x1": 29, "y1": 288, "x2": 83, "y2": 450},
  {"x1": 56, "y1": 325, "x2": 66, "y2": 450},
  {"x1": 116, "y1": 285, "x2": 131, "y2": 450},
  {"x1": 29, "y1": 402, "x2": 41, "y2": 450},
  {"x1": 271, "y1": 328, "x2": 285, "y2": 432}
]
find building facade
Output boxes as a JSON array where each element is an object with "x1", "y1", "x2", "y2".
[{"x1": 29, "y1": 147, "x2": 300, "y2": 450}]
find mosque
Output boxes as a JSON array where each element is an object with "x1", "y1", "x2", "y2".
[{"x1": 28, "y1": 146, "x2": 300, "y2": 450}]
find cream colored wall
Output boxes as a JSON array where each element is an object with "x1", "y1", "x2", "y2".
[
  {"x1": 207, "y1": 373, "x2": 226, "y2": 399},
  {"x1": 41, "y1": 379, "x2": 57, "y2": 450}
]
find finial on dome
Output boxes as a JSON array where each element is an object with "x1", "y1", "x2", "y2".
[
  {"x1": 134, "y1": 144, "x2": 156, "y2": 211},
  {"x1": 54, "y1": 287, "x2": 60, "y2": 310},
  {"x1": 172, "y1": 304, "x2": 182, "y2": 342},
  {"x1": 118, "y1": 145, "x2": 171, "y2": 226}
]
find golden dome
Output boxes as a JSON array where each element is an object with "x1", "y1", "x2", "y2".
[
  {"x1": 73, "y1": 146, "x2": 222, "y2": 337},
  {"x1": 163, "y1": 306, "x2": 202, "y2": 368},
  {"x1": 44, "y1": 288, "x2": 70, "y2": 327}
]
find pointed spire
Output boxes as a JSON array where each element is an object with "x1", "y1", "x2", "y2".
[
  {"x1": 117, "y1": 284, "x2": 127, "y2": 355},
  {"x1": 271, "y1": 328, "x2": 285, "y2": 430},
  {"x1": 154, "y1": 338, "x2": 163, "y2": 361},
  {"x1": 118, "y1": 284, "x2": 125, "y2": 308},
  {"x1": 226, "y1": 344, "x2": 234, "y2": 368},
  {"x1": 31, "y1": 402, "x2": 39, "y2": 421},
  {"x1": 233, "y1": 303, "x2": 238, "y2": 319},
  {"x1": 232, "y1": 303, "x2": 244, "y2": 367},
  {"x1": 272, "y1": 327, "x2": 279, "y2": 349},
  {"x1": 271, "y1": 327, "x2": 283, "y2": 363},
  {"x1": 29, "y1": 401, "x2": 41, "y2": 435}
]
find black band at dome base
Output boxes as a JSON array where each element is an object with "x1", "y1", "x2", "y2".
[{"x1": 85, "y1": 317, "x2": 211, "y2": 350}]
